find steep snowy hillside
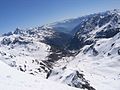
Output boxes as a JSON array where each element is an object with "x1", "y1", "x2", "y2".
[
  {"x1": 42, "y1": 9, "x2": 120, "y2": 50},
  {"x1": 67, "y1": 32, "x2": 120, "y2": 90},
  {"x1": 49, "y1": 33, "x2": 120, "y2": 90},
  {"x1": 48, "y1": 9, "x2": 120, "y2": 90},
  {"x1": 68, "y1": 9, "x2": 120, "y2": 50},
  {"x1": 0, "y1": 60, "x2": 80, "y2": 90}
]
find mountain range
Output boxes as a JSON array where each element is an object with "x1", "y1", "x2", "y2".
[{"x1": 0, "y1": 9, "x2": 120, "y2": 90}]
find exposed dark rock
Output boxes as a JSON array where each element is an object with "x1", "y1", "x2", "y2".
[
  {"x1": 2, "y1": 32, "x2": 13, "y2": 36},
  {"x1": 108, "y1": 53, "x2": 111, "y2": 56},
  {"x1": 1, "y1": 38, "x2": 12, "y2": 45},
  {"x1": 118, "y1": 49, "x2": 120, "y2": 55},
  {"x1": 95, "y1": 28, "x2": 120, "y2": 38},
  {"x1": 64, "y1": 71, "x2": 96, "y2": 90}
]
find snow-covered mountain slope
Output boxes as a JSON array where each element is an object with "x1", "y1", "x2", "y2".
[
  {"x1": 49, "y1": 33, "x2": 120, "y2": 90},
  {"x1": 67, "y1": 33, "x2": 120, "y2": 90},
  {"x1": 0, "y1": 27, "x2": 72, "y2": 78},
  {"x1": 0, "y1": 28, "x2": 53, "y2": 78},
  {"x1": 0, "y1": 60, "x2": 80, "y2": 90},
  {"x1": 0, "y1": 9, "x2": 120, "y2": 90},
  {"x1": 47, "y1": 9, "x2": 120, "y2": 90},
  {"x1": 68, "y1": 9, "x2": 120, "y2": 50}
]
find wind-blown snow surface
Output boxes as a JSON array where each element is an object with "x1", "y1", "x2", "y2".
[{"x1": 0, "y1": 60, "x2": 80, "y2": 90}]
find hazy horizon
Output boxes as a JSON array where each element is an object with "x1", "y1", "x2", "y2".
[{"x1": 0, "y1": 0, "x2": 120, "y2": 34}]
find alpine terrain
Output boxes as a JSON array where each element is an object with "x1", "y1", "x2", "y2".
[{"x1": 0, "y1": 9, "x2": 120, "y2": 90}]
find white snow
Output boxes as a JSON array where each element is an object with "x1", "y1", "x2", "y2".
[
  {"x1": 0, "y1": 33, "x2": 51, "y2": 78},
  {"x1": 0, "y1": 60, "x2": 80, "y2": 90},
  {"x1": 48, "y1": 32, "x2": 120, "y2": 90}
]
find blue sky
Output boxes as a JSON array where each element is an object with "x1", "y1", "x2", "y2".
[{"x1": 0, "y1": 0, "x2": 120, "y2": 34}]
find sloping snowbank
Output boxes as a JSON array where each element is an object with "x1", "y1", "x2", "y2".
[{"x1": 0, "y1": 60, "x2": 80, "y2": 90}]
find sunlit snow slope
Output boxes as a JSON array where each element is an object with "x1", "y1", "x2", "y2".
[{"x1": 0, "y1": 60, "x2": 80, "y2": 90}]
